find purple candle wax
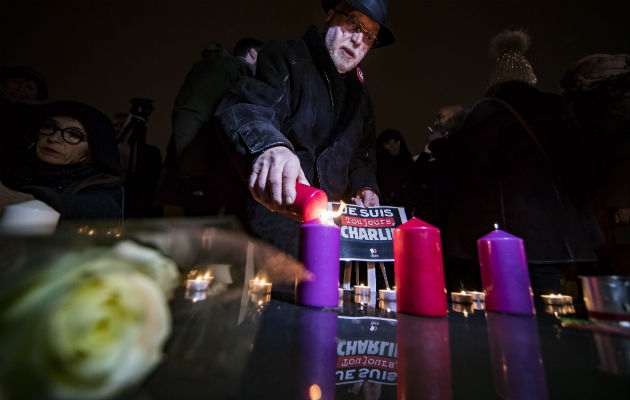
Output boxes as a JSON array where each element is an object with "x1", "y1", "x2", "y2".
[
  {"x1": 477, "y1": 228, "x2": 534, "y2": 315},
  {"x1": 297, "y1": 218, "x2": 341, "y2": 308}
]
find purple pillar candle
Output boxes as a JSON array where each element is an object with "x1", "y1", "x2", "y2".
[
  {"x1": 297, "y1": 218, "x2": 341, "y2": 308},
  {"x1": 477, "y1": 227, "x2": 534, "y2": 315}
]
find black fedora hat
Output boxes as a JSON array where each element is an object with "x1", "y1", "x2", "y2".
[{"x1": 322, "y1": 0, "x2": 395, "y2": 48}]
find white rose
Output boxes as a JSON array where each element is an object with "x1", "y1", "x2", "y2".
[{"x1": 0, "y1": 242, "x2": 179, "y2": 399}]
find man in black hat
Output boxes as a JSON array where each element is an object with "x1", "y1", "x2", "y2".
[{"x1": 216, "y1": 0, "x2": 394, "y2": 256}]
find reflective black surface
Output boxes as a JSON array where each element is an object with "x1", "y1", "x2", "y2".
[
  {"x1": 1, "y1": 220, "x2": 628, "y2": 399},
  {"x1": 137, "y1": 287, "x2": 629, "y2": 399}
]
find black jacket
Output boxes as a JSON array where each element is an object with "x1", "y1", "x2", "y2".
[
  {"x1": 216, "y1": 27, "x2": 379, "y2": 256},
  {"x1": 434, "y1": 82, "x2": 600, "y2": 263}
]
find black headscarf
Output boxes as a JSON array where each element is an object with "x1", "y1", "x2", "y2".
[{"x1": 40, "y1": 100, "x2": 121, "y2": 175}]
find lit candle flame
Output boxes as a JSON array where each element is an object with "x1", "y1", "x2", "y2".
[{"x1": 319, "y1": 201, "x2": 347, "y2": 225}]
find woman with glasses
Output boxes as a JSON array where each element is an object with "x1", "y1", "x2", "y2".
[{"x1": 1, "y1": 101, "x2": 123, "y2": 220}]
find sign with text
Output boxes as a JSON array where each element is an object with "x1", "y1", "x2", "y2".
[
  {"x1": 336, "y1": 316, "x2": 397, "y2": 397},
  {"x1": 329, "y1": 203, "x2": 407, "y2": 261}
]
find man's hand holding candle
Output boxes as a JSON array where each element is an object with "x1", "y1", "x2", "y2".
[{"x1": 249, "y1": 146, "x2": 309, "y2": 211}]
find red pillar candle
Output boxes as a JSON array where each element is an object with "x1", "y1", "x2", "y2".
[
  {"x1": 283, "y1": 183, "x2": 328, "y2": 223},
  {"x1": 394, "y1": 218, "x2": 447, "y2": 317}
]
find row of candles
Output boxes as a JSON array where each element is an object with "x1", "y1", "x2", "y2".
[
  {"x1": 187, "y1": 184, "x2": 572, "y2": 316},
  {"x1": 293, "y1": 183, "x2": 575, "y2": 316}
]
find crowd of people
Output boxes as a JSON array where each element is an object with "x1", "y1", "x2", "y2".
[{"x1": 1, "y1": 0, "x2": 628, "y2": 296}]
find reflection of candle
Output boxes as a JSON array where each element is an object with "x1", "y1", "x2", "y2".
[
  {"x1": 379, "y1": 299, "x2": 397, "y2": 312},
  {"x1": 186, "y1": 274, "x2": 211, "y2": 291},
  {"x1": 354, "y1": 284, "x2": 371, "y2": 296},
  {"x1": 397, "y1": 313, "x2": 452, "y2": 399},
  {"x1": 451, "y1": 290, "x2": 473, "y2": 304},
  {"x1": 541, "y1": 294, "x2": 569, "y2": 305},
  {"x1": 184, "y1": 289, "x2": 207, "y2": 302},
  {"x1": 452, "y1": 302, "x2": 474, "y2": 315},
  {"x1": 469, "y1": 291, "x2": 485, "y2": 302},
  {"x1": 477, "y1": 227, "x2": 534, "y2": 315},
  {"x1": 486, "y1": 312, "x2": 550, "y2": 399},
  {"x1": 284, "y1": 183, "x2": 328, "y2": 222},
  {"x1": 354, "y1": 293, "x2": 375, "y2": 307},
  {"x1": 379, "y1": 288, "x2": 397, "y2": 301},
  {"x1": 394, "y1": 218, "x2": 447, "y2": 317},
  {"x1": 292, "y1": 308, "x2": 338, "y2": 399},
  {"x1": 249, "y1": 277, "x2": 272, "y2": 294},
  {"x1": 296, "y1": 218, "x2": 340, "y2": 308}
]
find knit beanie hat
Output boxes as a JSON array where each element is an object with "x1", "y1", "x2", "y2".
[{"x1": 488, "y1": 30, "x2": 537, "y2": 89}]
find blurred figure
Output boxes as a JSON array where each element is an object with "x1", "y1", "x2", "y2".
[
  {"x1": 1, "y1": 101, "x2": 123, "y2": 220},
  {"x1": 160, "y1": 38, "x2": 263, "y2": 216},
  {"x1": 432, "y1": 104, "x2": 463, "y2": 136},
  {"x1": 116, "y1": 98, "x2": 163, "y2": 218},
  {"x1": 0, "y1": 65, "x2": 48, "y2": 102},
  {"x1": 376, "y1": 129, "x2": 413, "y2": 211},
  {"x1": 410, "y1": 104, "x2": 467, "y2": 227},
  {"x1": 561, "y1": 53, "x2": 630, "y2": 276},
  {"x1": 111, "y1": 112, "x2": 128, "y2": 138},
  {"x1": 0, "y1": 66, "x2": 48, "y2": 175},
  {"x1": 433, "y1": 30, "x2": 601, "y2": 295}
]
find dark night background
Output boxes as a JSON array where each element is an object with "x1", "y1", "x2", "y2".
[{"x1": 1, "y1": 0, "x2": 629, "y2": 155}]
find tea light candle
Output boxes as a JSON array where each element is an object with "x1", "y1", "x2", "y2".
[
  {"x1": 186, "y1": 273, "x2": 212, "y2": 291},
  {"x1": 451, "y1": 291, "x2": 474, "y2": 303},
  {"x1": 249, "y1": 277, "x2": 272, "y2": 294},
  {"x1": 379, "y1": 288, "x2": 397, "y2": 301},
  {"x1": 354, "y1": 284, "x2": 371, "y2": 296},
  {"x1": 469, "y1": 291, "x2": 485, "y2": 302},
  {"x1": 541, "y1": 294, "x2": 573, "y2": 305}
]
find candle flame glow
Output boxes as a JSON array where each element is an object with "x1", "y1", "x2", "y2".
[{"x1": 319, "y1": 201, "x2": 347, "y2": 225}]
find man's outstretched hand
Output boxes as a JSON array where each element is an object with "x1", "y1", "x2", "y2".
[
  {"x1": 249, "y1": 146, "x2": 309, "y2": 211},
  {"x1": 351, "y1": 188, "x2": 380, "y2": 207}
]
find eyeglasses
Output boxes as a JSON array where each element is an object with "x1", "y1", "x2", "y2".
[
  {"x1": 39, "y1": 119, "x2": 87, "y2": 145},
  {"x1": 334, "y1": 9, "x2": 379, "y2": 47}
]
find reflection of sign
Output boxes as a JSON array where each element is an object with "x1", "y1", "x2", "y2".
[
  {"x1": 329, "y1": 203, "x2": 407, "y2": 261},
  {"x1": 336, "y1": 316, "x2": 397, "y2": 393}
]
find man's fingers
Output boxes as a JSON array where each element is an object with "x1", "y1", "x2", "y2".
[
  {"x1": 297, "y1": 168, "x2": 310, "y2": 186},
  {"x1": 282, "y1": 160, "x2": 299, "y2": 205}
]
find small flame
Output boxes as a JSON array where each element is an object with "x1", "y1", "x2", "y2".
[{"x1": 319, "y1": 201, "x2": 347, "y2": 225}]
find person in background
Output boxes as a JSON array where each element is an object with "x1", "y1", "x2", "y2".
[
  {"x1": 160, "y1": 38, "x2": 263, "y2": 216},
  {"x1": 215, "y1": 0, "x2": 394, "y2": 256},
  {"x1": 376, "y1": 128, "x2": 413, "y2": 212},
  {"x1": 0, "y1": 66, "x2": 49, "y2": 175},
  {"x1": 432, "y1": 30, "x2": 601, "y2": 296},
  {"x1": 1, "y1": 101, "x2": 123, "y2": 220},
  {"x1": 561, "y1": 53, "x2": 630, "y2": 276},
  {"x1": 0, "y1": 65, "x2": 48, "y2": 103},
  {"x1": 111, "y1": 112, "x2": 129, "y2": 138}
]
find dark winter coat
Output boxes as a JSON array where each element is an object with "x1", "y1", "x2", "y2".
[
  {"x1": 216, "y1": 26, "x2": 379, "y2": 256},
  {"x1": 160, "y1": 46, "x2": 252, "y2": 212},
  {"x1": 436, "y1": 82, "x2": 600, "y2": 264}
]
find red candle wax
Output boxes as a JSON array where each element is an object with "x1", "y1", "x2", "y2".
[
  {"x1": 394, "y1": 218, "x2": 447, "y2": 317},
  {"x1": 283, "y1": 183, "x2": 328, "y2": 222}
]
